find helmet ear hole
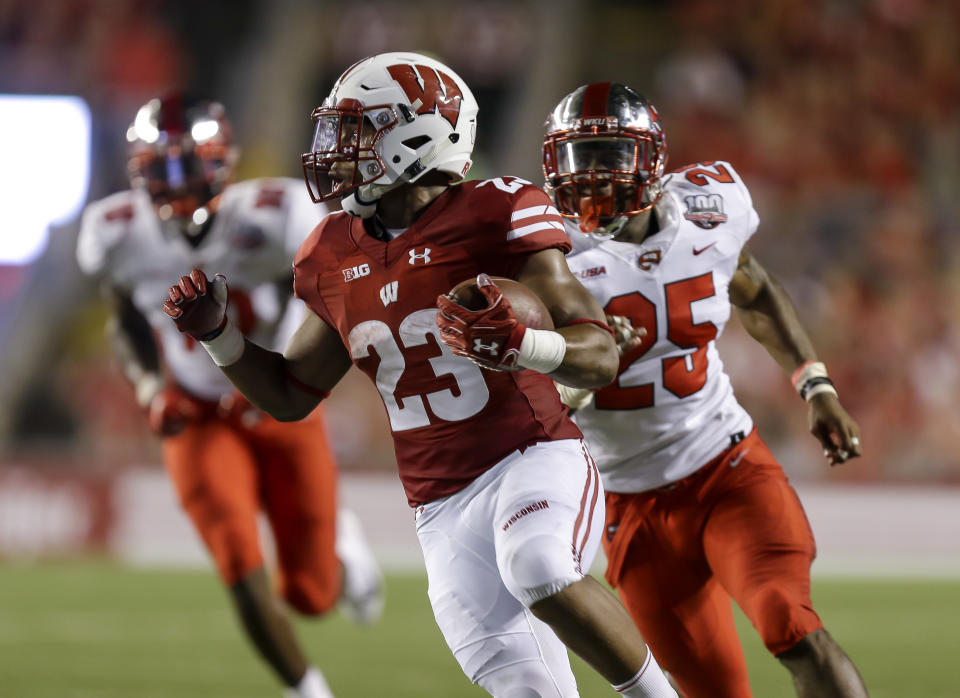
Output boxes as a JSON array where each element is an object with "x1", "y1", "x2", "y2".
[{"x1": 402, "y1": 135, "x2": 431, "y2": 150}]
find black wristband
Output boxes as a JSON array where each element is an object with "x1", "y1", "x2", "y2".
[
  {"x1": 199, "y1": 315, "x2": 228, "y2": 342},
  {"x1": 799, "y1": 376, "x2": 834, "y2": 400}
]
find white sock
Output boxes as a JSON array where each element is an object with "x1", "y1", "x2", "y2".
[
  {"x1": 613, "y1": 650, "x2": 678, "y2": 698},
  {"x1": 335, "y1": 509, "x2": 385, "y2": 625},
  {"x1": 283, "y1": 667, "x2": 334, "y2": 698}
]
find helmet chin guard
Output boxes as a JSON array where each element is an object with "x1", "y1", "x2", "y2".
[{"x1": 302, "y1": 52, "x2": 479, "y2": 212}]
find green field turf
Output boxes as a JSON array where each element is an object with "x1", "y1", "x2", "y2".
[{"x1": 0, "y1": 561, "x2": 957, "y2": 697}]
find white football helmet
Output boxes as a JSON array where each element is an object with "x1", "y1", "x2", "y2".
[{"x1": 302, "y1": 52, "x2": 479, "y2": 218}]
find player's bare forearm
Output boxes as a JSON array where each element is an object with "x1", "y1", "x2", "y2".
[
  {"x1": 519, "y1": 249, "x2": 618, "y2": 388},
  {"x1": 106, "y1": 285, "x2": 163, "y2": 404},
  {"x1": 730, "y1": 248, "x2": 862, "y2": 464},
  {"x1": 162, "y1": 270, "x2": 351, "y2": 421},
  {"x1": 219, "y1": 340, "x2": 319, "y2": 421},
  {"x1": 550, "y1": 322, "x2": 618, "y2": 388},
  {"x1": 729, "y1": 247, "x2": 818, "y2": 373},
  {"x1": 222, "y1": 312, "x2": 352, "y2": 421}
]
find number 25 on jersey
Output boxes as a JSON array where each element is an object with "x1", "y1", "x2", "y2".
[{"x1": 596, "y1": 273, "x2": 717, "y2": 410}]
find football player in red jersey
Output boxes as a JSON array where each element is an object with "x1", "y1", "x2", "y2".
[
  {"x1": 79, "y1": 95, "x2": 383, "y2": 698},
  {"x1": 543, "y1": 83, "x2": 869, "y2": 698},
  {"x1": 163, "y1": 54, "x2": 677, "y2": 698}
]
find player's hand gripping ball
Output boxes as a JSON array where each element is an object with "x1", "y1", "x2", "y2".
[
  {"x1": 437, "y1": 273, "x2": 552, "y2": 371},
  {"x1": 162, "y1": 268, "x2": 229, "y2": 341}
]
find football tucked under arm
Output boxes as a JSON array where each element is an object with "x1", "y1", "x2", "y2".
[{"x1": 437, "y1": 274, "x2": 566, "y2": 373}]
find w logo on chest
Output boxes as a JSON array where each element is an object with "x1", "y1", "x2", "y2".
[{"x1": 379, "y1": 281, "x2": 399, "y2": 307}]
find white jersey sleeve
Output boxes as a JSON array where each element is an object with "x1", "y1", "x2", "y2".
[
  {"x1": 667, "y1": 159, "x2": 759, "y2": 252},
  {"x1": 76, "y1": 190, "x2": 146, "y2": 287}
]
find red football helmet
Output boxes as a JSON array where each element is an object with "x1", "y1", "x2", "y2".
[
  {"x1": 543, "y1": 83, "x2": 667, "y2": 235},
  {"x1": 126, "y1": 94, "x2": 236, "y2": 222}
]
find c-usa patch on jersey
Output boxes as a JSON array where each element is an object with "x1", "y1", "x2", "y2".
[{"x1": 683, "y1": 193, "x2": 728, "y2": 229}]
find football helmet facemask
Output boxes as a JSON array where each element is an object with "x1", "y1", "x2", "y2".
[
  {"x1": 302, "y1": 52, "x2": 479, "y2": 218},
  {"x1": 126, "y1": 94, "x2": 236, "y2": 225},
  {"x1": 543, "y1": 83, "x2": 667, "y2": 237}
]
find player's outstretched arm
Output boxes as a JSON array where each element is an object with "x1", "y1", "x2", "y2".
[
  {"x1": 162, "y1": 269, "x2": 351, "y2": 421},
  {"x1": 729, "y1": 247, "x2": 862, "y2": 465},
  {"x1": 106, "y1": 284, "x2": 162, "y2": 404},
  {"x1": 518, "y1": 248, "x2": 619, "y2": 389}
]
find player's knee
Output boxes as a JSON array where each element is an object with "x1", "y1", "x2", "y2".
[
  {"x1": 281, "y1": 570, "x2": 341, "y2": 616},
  {"x1": 749, "y1": 584, "x2": 820, "y2": 655},
  {"x1": 498, "y1": 533, "x2": 580, "y2": 607},
  {"x1": 200, "y1": 517, "x2": 263, "y2": 586},
  {"x1": 477, "y1": 660, "x2": 572, "y2": 698}
]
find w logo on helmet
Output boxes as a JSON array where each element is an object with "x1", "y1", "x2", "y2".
[{"x1": 387, "y1": 64, "x2": 463, "y2": 128}]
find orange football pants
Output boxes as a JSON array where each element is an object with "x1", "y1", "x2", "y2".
[
  {"x1": 162, "y1": 408, "x2": 341, "y2": 616},
  {"x1": 602, "y1": 428, "x2": 821, "y2": 698}
]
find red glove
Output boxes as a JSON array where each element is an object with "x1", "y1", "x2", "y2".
[
  {"x1": 146, "y1": 385, "x2": 204, "y2": 436},
  {"x1": 436, "y1": 274, "x2": 527, "y2": 370},
  {"x1": 162, "y1": 269, "x2": 229, "y2": 341}
]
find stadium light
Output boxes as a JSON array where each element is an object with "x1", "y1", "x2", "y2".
[{"x1": 0, "y1": 95, "x2": 91, "y2": 265}]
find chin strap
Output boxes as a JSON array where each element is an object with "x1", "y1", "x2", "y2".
[
  {"x1": 341, "y1": 191, "x2": 379, "y2": 218},
  {"x1": 343, "y1": 179, "x2": 409, "y2": 218},
  {"x1": 342, "y1": 145, "x2": 443, "y2": 218}
]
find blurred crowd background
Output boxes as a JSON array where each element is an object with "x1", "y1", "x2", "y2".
[{"x1": 1, "y1": 0, "x2": 958, "y2": 501}]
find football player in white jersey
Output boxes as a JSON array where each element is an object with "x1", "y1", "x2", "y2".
[
  {"x1": 77, "y1": 95, "x2": 383, "y2": 698},
  {"x1": 543, "y1": 83, "x2": 869, "y2": 698}
]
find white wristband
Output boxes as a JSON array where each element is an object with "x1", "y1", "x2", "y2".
[
  {"x1": 517, "y1": 328, "x2": 567, "y2": 374},
  {"x1": 200, "y1": 317, "x2": 246, "y2": 367},
  {"x1": 804, "y1": 382, "x2": 838, "y2": 401},
  {"x1": 792, "y1": 361, "x2": 828, "y2": 394}
]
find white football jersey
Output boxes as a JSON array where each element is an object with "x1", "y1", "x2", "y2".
[
  {"x1": 565, "y1": 161, "x2": 758, "y2": 492},
  {"x1": 77, "y1": 178, "x2": 328, "y2": 401}
]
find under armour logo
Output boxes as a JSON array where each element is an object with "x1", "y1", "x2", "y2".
[
  {"x1": 408, "y1": 248, "x2": 431, "y2": 265},
  {"x1": 379, "y1": 281, "x2": 398, "y2": 307},
  {"x1": 473, "y1": 338, "x2": 499, "y2": 356}
]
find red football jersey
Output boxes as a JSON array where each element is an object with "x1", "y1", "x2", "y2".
[{"x1": 294, "y1": 177, "x2": 581, "y2": 505}]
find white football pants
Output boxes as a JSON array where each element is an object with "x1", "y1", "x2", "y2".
[{"x1": 415, "y1": 438, "x2": 604, "y2": 698}]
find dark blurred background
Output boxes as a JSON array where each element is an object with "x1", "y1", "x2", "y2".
[{"x1": 1, "y1": 0, "x2": 959, "y2": 559}]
